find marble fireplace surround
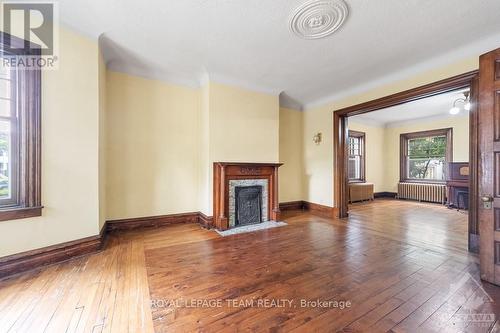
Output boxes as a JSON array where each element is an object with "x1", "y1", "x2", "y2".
[
  {"x1": 213, "y1": 162, "x2": 283, "y2": 231},
  {"x1": 229, "y1": 179, "x2": 268, "y2": 227}
]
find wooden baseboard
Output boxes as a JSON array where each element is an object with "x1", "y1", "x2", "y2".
[
  {"x1": 0, "y1": 235, "x2": 103, "y2": 279},
  {"x1": 374, "y1": 192, "x2": 398, "y2": 198},
  {"x1": 198, "y1": 212, "x2": 213, "y2": 229},
  {"x1": 280, "y1": 200, "x2": 338, "y2": 218},
  {"x1": 303, "y1": 201, "x2": 338, "y2": 218},
  {"x1": 106, "y1": 212, "x2": 199, "y2": 232},
  {"x1": 279, "y1": 201, "x2": 305, "y2": 211}
]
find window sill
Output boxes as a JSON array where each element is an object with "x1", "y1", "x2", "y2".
[
  {"x1": 0, "y1": 206, "x2": 43, "y2": 222},
  {"x1": 349, "y1": 180, "x2": 366, "y2": 184}
]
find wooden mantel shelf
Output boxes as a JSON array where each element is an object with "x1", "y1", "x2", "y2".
[
  {"x1": 213, "y1": 162, "x2": 283, "y2": 230},
  {"x1": 214, "y1": 162, "x2": 283, "y2": 167}
]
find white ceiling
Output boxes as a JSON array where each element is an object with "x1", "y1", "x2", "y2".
[
  {"x1": 350, "y1": 89, "x2": 470, "y2": 127},
  {"x1": 57, "y1": 0, "x2": 500, "y2": 110}
]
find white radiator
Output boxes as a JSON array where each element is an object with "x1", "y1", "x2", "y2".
[{"x1": 397, "y1": 182, "x2": 446, "y2": 204}]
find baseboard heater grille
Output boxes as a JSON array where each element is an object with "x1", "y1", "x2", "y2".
[{"x1": 397, "y1": 182, "x2": 446, "y2": 204}]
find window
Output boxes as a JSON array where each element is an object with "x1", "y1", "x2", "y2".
[
  {"x1": 0, "y1": 33, "x2": 42, "y2": 221},
  {"x1": 400, "y1": 128, "x2": 452, "y2": 183},
  {"x1": 348, "y1": 130, "x2": 365, "y2": 182}
]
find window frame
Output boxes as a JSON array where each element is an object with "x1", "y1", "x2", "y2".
[
  {"x1": 348, "y1": 130, "x2": 366, "y2": 183},
  {"x1": 0, "y1": 32, "x2": 42, "y2": 221},
  {"x1": 400, "y1": 128, "x2": 453, "y2": 184},
  {"x1": 0, "y1": 67, "x2": 20, "y2": 207}
]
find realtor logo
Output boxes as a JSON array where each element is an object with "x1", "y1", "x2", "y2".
[{"x1": 1, "y1": 1, "x2": 59, "y2": 69}]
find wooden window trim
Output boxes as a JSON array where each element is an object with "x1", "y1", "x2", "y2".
[
  {"x1": 348, "y1": 130, "x2": 366, "y2": 183},
  {"x1": 399, "y1": 128, "x2": 453, "y2": 184},
  {"x1": 0, "y1": 32, "x2": 42, "y2": 222}
]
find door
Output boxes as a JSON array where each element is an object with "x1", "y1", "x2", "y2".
[{"x1": 479, "y1": 47, "x2": 500, "y2": 285}]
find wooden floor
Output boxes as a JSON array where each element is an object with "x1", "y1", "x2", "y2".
[{"x1": 1, "y1": 199, "x2": 499, "y2": 332}]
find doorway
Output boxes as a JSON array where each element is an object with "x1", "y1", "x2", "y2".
[{"x1": 333, "y1": 71, "x2": 479, "y2": 252}]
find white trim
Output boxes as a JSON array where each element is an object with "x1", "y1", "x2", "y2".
[
  {"x1": 206, "y1": 72, "x2": 281, "y2": 96},
  {"x1": 279, "y1": 93, "x2": 303, "y2": 111},
  {"x1": 107, "y1": 61, "x2": 201, "y2": 89}
]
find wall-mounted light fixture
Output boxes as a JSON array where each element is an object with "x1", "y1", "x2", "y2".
[
  {"x1": 449, "y1": 91, "x2": 471, "y2": 115},
  {"x1": 313, "y1": 132, "x2": 322, "y2": 145}
]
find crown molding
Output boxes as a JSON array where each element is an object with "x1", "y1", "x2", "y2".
[
  {"x1": 279, "y1": 93, "x2": 303, "y2": 111},
  {"x1": 107, "y1": 61, "x2": 202, "y2": 89},
  {"x1": 206, "y1": 72, "x2": 281, "y2": 96}
]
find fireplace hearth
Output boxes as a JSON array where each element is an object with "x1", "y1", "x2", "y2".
[{"x1": 235, "y1": 186, "x2": 262, "y2": 226}]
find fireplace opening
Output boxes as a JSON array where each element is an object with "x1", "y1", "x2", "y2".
[{"x1": 235, "y1": 185, "x2": 263, "y2": 227}]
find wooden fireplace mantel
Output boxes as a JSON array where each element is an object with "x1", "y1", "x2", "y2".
[{"x1": 213, "y1": 162, "x2": 283, "y2": 230}]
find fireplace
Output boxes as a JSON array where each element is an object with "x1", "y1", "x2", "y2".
[
  {"x1": 213, "y1": 162, "x2": 282, "y2": 230},
  {"x1": 235, "y1": 186, "x2": 262, "y2": 226}
]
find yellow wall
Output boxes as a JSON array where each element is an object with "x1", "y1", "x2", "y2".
[
  {"x1": 197, "y1": 83, "x2": 211, "y2": 215},
  {"x1": 279, "y1": 107, "x2": 304, "y2": 202},
  {"x1": 0, "y1": 28, "x2": 101, "y2": 257},
  {"x1": 106, "y1": 78, "x2": 280, "y2": 219},
  {"x1": 199, "y1": 82, "x2": 280, "y2": 215},
  {"x1": 208, "y1": 82, "x2": 280, "y2": 163},
  {"x1": 303, "y1": 105, "x2": 334, "y2": 206},
  {"x1": 347, "y1": 121, "x2": 385, "y2": 193},
  {"x1": 106, "y1": 71, "x2": 200, "y2": 220},
  {"x1": 303, "y1": 57, "x2": 479, "y2": 207}
]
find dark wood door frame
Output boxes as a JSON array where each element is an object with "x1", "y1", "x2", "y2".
[{"x1": 333, "y1": 70, "x2": 479, "y2": 251}]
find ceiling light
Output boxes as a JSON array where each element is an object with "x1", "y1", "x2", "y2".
[
  {"x1": 449, "y1": 91, "x2": 470, "y2": 115},
  {"x1": 289, "y1": 0, "x2": 349, "y2": 39}
]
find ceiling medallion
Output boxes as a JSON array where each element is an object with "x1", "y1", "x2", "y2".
[{"x1": 289, "y1": 0, "x2": 349, "y2": 39}]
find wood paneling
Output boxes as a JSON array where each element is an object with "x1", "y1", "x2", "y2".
[
  {"x1": 496, "y1": 153, "x2": 500, "y2": 198},
  {"x1": 495, "y1": 208, "x2": 500, "y2": 231},
  {"x1": 496, "y1": 241, "x2": 500, "y2": 265},
  {"x1": 478, "y1": 47, "x2": 500, "y2": 285},
  {"x1": 494, "y1": 91, "x2": 500, "y2": 141},
  {"x1": 334, "y1": 113, "x2": 349, "y2": 217},
  {"x1": 469, "y1": 75, "x2": 480, "y2": 251}
]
